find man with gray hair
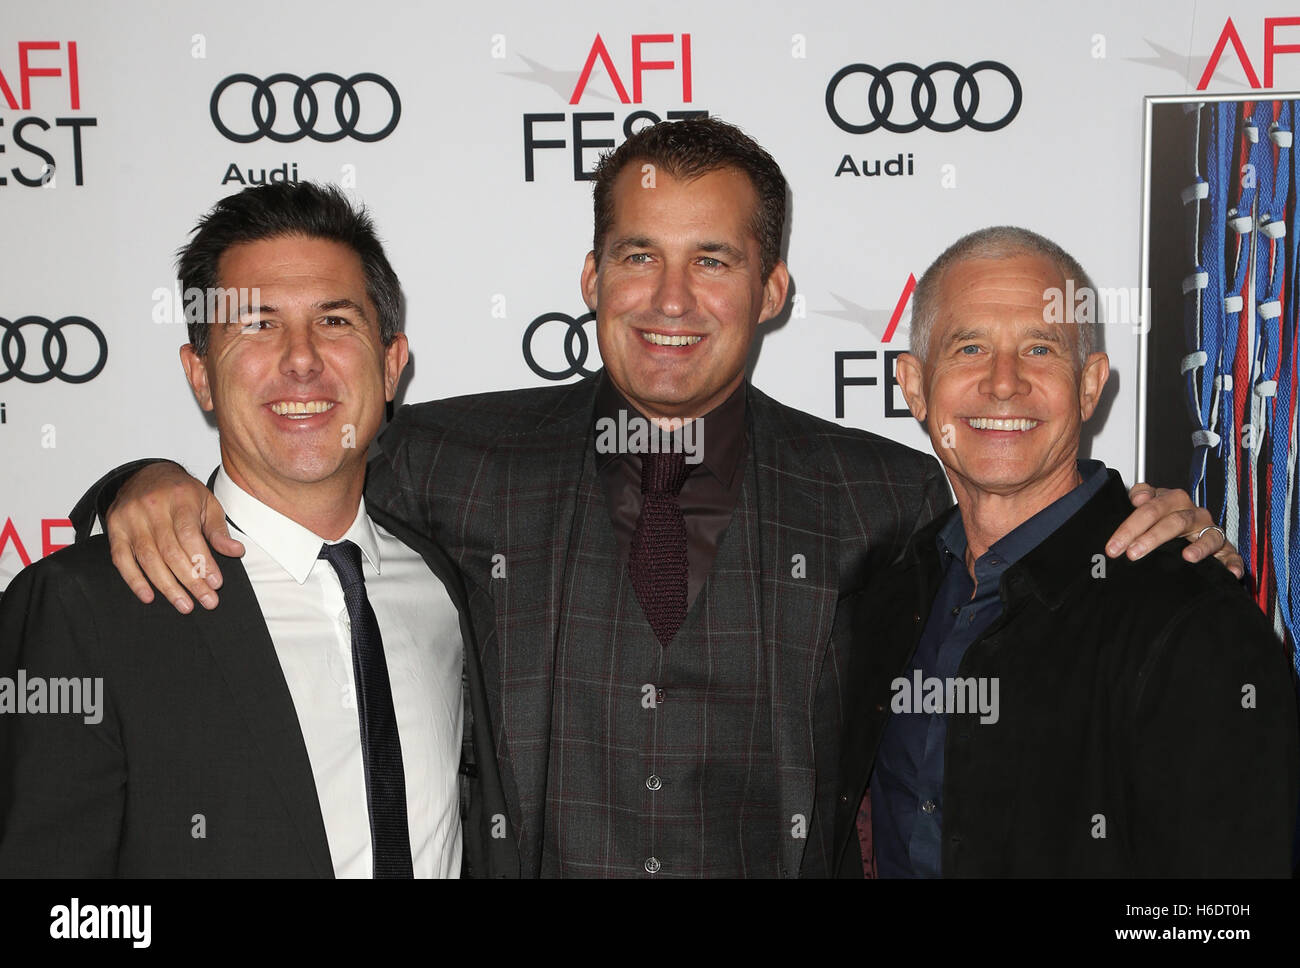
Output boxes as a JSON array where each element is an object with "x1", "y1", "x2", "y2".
[
  {"x1": 832, "y1": 226, "x2": 1298, "y2": 877},
  {"x1": 907, "y1": 225, "x2": 1101, "y2": 370}
]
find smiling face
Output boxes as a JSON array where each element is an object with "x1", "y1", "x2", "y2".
[
  {"x1": 895, "y1": 252, "x2": 1108, "y2": 511},
  {"x1": 180, "y1": 234, "x2": 408, "y2": 508},
  {"x1": 581, "y1": 164, "x2": 789, "y2": 421}
]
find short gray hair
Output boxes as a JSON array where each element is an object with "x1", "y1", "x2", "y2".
[{"x1": 909, "y1": 225, "x2": 1098, "y2": 369}]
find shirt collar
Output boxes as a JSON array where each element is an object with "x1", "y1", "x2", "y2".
[
  {"x1": 937, "y1": 459, "x2": 1110, "y2": 585},
  {"x1": 214, "y1": 466, "x2": 381, "y2": 585},
  {"x1": 593, "y1": 370, "x2": 748, "y2": 487}
]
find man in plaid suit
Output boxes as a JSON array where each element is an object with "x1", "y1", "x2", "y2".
[{"x1": 82, "y1": 118, "x2": 1232, "y2": 877}]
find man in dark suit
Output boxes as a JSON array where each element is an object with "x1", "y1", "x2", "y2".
[
  {"x1": 832, "y1": 226, "x2": 1298, "y2": 876},
  {"x1": 0, "y1": 183, "x2": 513, "y2": 877},
  {"x1": 75, "y1": 121, "x2": 1234, "y2": 877}
]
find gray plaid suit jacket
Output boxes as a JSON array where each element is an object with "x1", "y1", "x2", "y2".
[{"x1": 369, "y1": 372, "x2": 951, "y2": 877}]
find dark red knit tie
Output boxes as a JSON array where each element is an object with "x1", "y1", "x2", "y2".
[{"x1": 628, "y1": 449, "x2": 691, "y2": 647}]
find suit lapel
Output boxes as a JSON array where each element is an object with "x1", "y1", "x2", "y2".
[
  {"x1": 194, "y1": 555, "x2": 334, "y2": 875},
  {"x1": 493, "y1": 379, "x2": 595, "y2": 871},
  {"x1": 747, "y1": 388, "x2": 840, "y2": 877}
]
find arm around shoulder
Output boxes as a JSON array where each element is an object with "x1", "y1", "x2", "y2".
[{"x1": 69, "y1": 458, "x2": 179, "y2": 540}]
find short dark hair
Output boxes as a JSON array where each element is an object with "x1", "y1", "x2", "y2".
[
  {"x1": 590, "y1": 116, "x2": 787, "y2": 280},
  {"x1": 177, "y1": 181, "x2": 401, "y2": 355}
]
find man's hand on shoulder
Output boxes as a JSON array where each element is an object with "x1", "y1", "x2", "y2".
[
  {"x1": 1106, "y1": 483, "x2": 1244, "y2": 579},
  {"x1": 105, "y1": 461, "x2": 242, "y2": 613}
]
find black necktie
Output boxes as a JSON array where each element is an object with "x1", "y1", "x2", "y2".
[
  {"x1": 318, "y1": 539, "x2": 414, "y2": 878},
  {"x1": 627, "y1": 449, "x2": 691, "y2": 647}
]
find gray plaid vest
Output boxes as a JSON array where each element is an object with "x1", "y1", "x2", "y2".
[{"x1": 540, "y1": 446, "x2": 779, "y2": 877}]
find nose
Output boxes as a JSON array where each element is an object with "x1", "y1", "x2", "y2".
[
  {"x1": 980, "y1": 349, "x2": 1031, "y2": 400},
  {"x1": 653, "y1": 260, "x2": 697, "y2": 320},
  {"x1": 281, "y1": 322, "x2": 324, "y2": 380}
]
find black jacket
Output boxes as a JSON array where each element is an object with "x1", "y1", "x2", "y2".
[
  {"x1": 3, "y1": 462, "x2": 519, "y2": 877},
  {"x1": 833, "y1": 469, "x2": 1299, "y2": 877}
]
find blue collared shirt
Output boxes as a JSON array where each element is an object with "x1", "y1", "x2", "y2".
[{"x1": 872, "y1": 459, "x2": 1109, "y2": 877}]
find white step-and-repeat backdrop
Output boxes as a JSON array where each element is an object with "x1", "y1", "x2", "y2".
[{"x1": 1, "y1": 0, "x2": 1291, "y2": 589}]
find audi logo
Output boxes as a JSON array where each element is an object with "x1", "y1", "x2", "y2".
[
  {"x1": 523, "y1": 311, "x2": 600, "y2": 381},
  {"x1": 825, "y1": 61, "x2": 1022, "y2": 134},
  {"x1": 210, "y1": 72, "x2": 402, "y2": 143},
  {"x1": 0, "y1": 316, "x2": 107, "y2": 384}
]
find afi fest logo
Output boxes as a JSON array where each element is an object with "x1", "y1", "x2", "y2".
[
  {"x1": 0, "y1": 41, "x2": 96, "y2": 187},
  {"x1": 0, "y1": 516, "x2": 73, "y2": 570},
  {"x1": 1196, "y1": 16, "x2": 1300, "y2": 89},
  {"x1": 831, "y1": 275, "x2": 916, "y2": 420},
  {"x1": 519, "y1": 33, "x2": 706, "y2": 181}
]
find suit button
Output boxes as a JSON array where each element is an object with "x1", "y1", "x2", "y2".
[
  {"x1": 920, "y1": 799, "x2": 937, "y2": 815},
  {"x1": 839, "y1": 793, "x2": 849, "y2": 803},
  {"x1": 645, "y1": 856, "x2": 661, "y2": 874},
  {"x1": 913, "y1": 612, "x2": 922, "y2": 623},
  {"x1": 646, "y1": 774, "x2": 663, "y2": 791},
  {"x1": 874, "y1": 703, "x2": 885, "y2": 713}
]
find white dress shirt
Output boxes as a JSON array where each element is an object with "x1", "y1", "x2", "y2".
[{"x1": 214, "y1": 469, "x2": 463, "y2": 878}]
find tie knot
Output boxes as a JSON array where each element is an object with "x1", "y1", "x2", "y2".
[
  {"x1": 642, "y1": 449, "x2": 690, "y2": 496},
  {"x1": 319, "y1": 539, "x2": 365, "y2": 589}
]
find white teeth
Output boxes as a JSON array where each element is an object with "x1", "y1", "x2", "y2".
[
  {"x1": 270, "y1": 400, "x2": 335, "y2": 416},
  {"x1": 642, "y1": 332, "x2": 703, "y2": 347},
  {"x1": 967, "y1": 417, "x2": 1039, "y2": 431}
]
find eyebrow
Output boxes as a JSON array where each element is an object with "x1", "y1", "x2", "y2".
[
  {"x1": 697, "y1": 240, "x2": 747, "y2": 262},
  {"x1": 607, "y1": 236, "x2": 748, "y2": 262},
  {"x1": 1023, "y1": 327, "x2": 1066, "y2": 343},
  {"x1": 316, "y1": 298, "x2": 371, "y2": 322},
  {"x1": 608, "y1": 235, "x2": 655, "y2": 254},
  {"x1": 224, "y1": 299, "x2": 371, "y2": 323},
  {"x1": 223, "y1": 304, "x2": 273, "y2": 322},
  {"x1": 944, "y1": 326, "x2": 1067, "y2": 344}
]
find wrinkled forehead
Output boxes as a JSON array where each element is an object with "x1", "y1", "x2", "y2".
[{"x1": 930, "y1": 253, "x2": 1074, "y2": 340}]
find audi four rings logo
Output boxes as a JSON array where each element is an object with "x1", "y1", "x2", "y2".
[
  {"x1": 825, "y1": 61, "x2": 1022, "y2": 134},
  {"x1": 523, "y1": 311, "x2": 600, "y2": 381},
  {"x1": 210, "y1": 72, "x2": 402, "y2": 143},
  {"x1": 0, "y1": 316, "x2": 107, "y2": 384}
]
